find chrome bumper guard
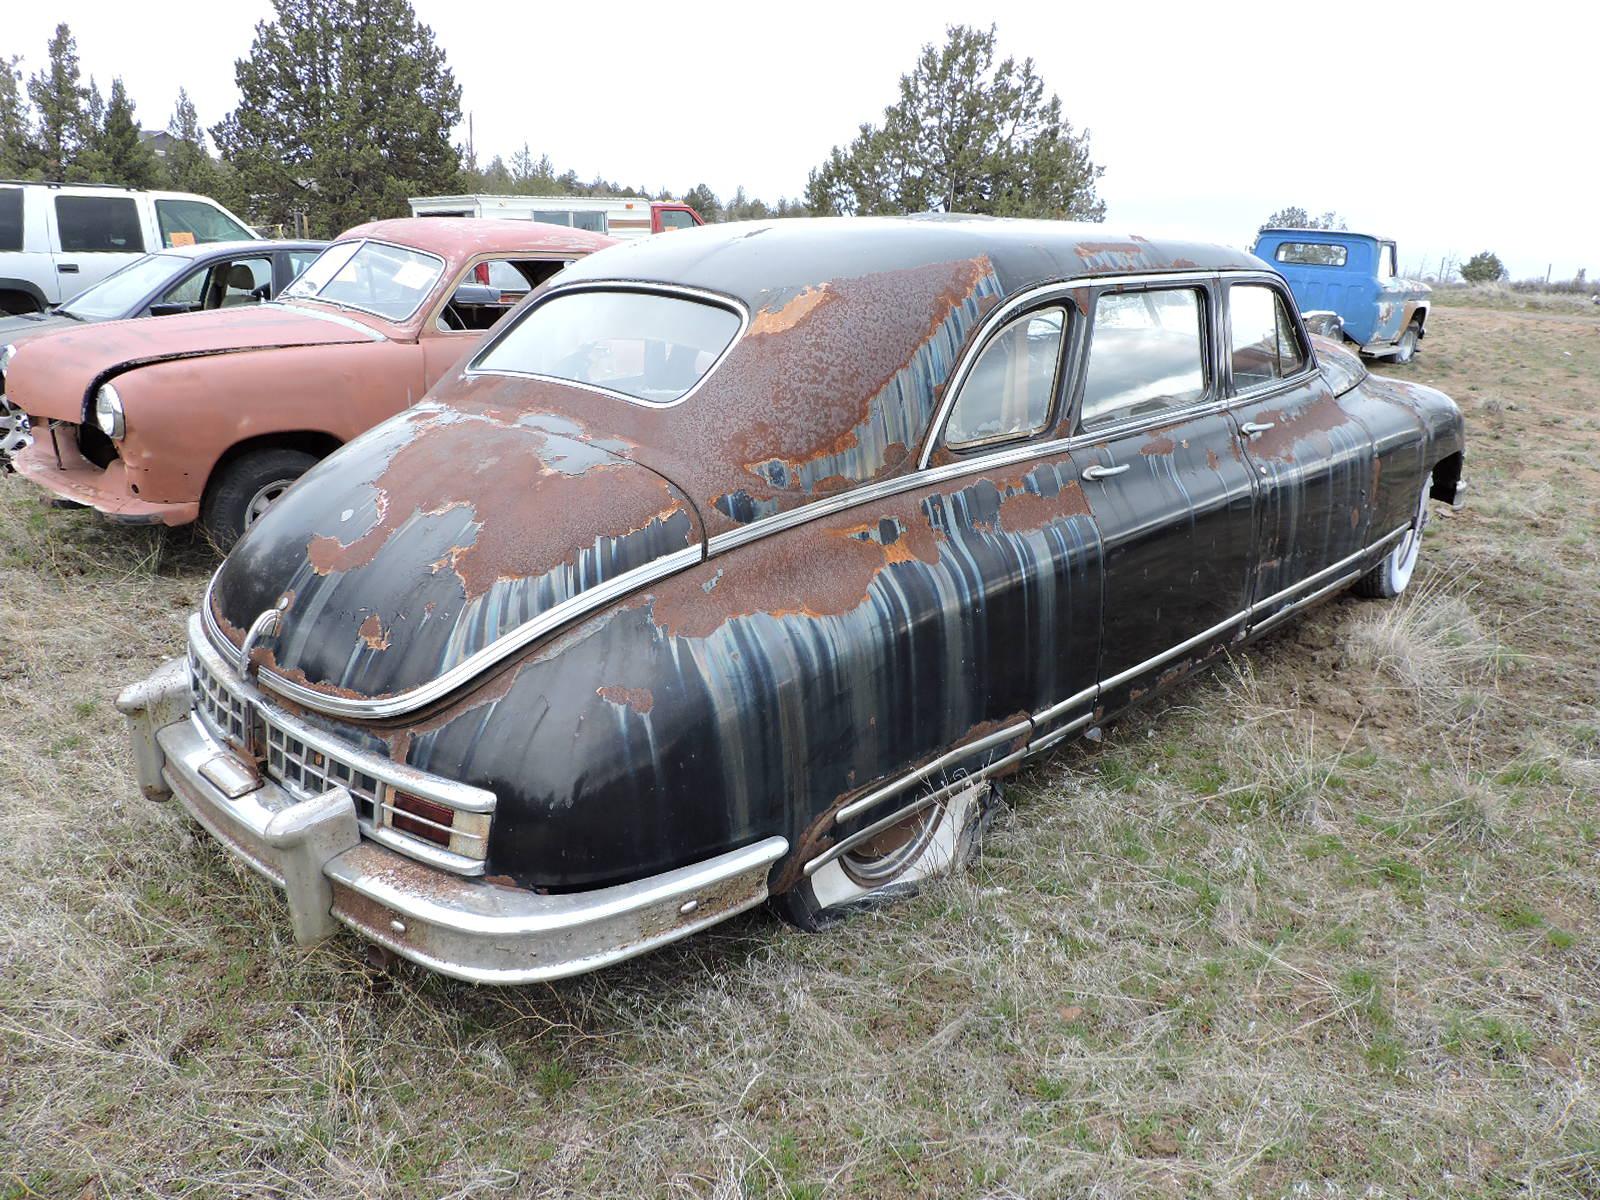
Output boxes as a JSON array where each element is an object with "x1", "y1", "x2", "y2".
[{"x1": 116, "y1": 659, "x2": 789, "y2": 984}]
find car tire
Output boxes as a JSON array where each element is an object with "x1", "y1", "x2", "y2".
[
  {"x1": 774, "y1": 778, "x2": 997, "y2": 932},
  {"x1": 201, "y1": 448, "x2": 318, "y2": 549},
  {"x1": 1356, "y1": 472, "x2": 1431, "y2": 599},
  {"x1": 1392, "y1": 321, "x2": 1420, "y2": 364}
]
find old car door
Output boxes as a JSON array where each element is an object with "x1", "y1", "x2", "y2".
[
  {"x1": 1224, "y1": 279, "x2": 1377, "y2": 612},
  {"x1": 926, "y1": 301, "x2": 1103, "y2": 745},
  {"x1": 1068, "y1": 280, "x2": 1257, "y2": 713}
]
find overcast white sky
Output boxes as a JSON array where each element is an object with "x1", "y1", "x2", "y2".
[{"x1": 8, "y1": 1, "x2": 1595, "y2": 280}]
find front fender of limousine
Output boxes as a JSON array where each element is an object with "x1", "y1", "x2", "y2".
[{"x1": 117, "y1": 216, "x2": 1466, "y2": 982}]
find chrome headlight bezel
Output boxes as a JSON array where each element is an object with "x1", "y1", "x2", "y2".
[{"x1": 94, "y1": 383, "x2": 125, "y2": 440}]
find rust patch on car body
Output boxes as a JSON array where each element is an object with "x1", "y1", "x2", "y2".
[
  {"x1": 358, "y1": 614, "x2": 391, "y2": 651},
  {"x1": 596, "y1": 685, "x2": 654, "y2": 714}
]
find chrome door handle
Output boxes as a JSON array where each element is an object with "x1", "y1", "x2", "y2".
[
  {"x1": 1082, "y1": 463, "x2": 1131, "y2": 481},
  {"x1": 1240, "y1": 421, "x2": 1276, "y2": 436}
]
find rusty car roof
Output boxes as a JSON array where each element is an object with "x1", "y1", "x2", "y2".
[
  {"x1": 555, "y1": 214, "x2": 1259, "y2": 304},
  {"x1": 333, "y1": 217, "x2": 615, "y2": 261}
]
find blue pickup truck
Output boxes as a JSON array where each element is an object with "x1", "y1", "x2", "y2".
[{"x1": 1252, "y1": 229, "x2": 1430, "y2": 362}]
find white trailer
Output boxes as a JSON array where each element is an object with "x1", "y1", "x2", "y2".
[{"x1": 408, "y1": 194, "x2": 704, "y2": 241}]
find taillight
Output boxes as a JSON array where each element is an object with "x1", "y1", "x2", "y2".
[
  {"x1": 379, "y1": 784, "x2": 493, "y2": 866},
  {"x1": 474, "y1": 262, "x2": 490, "y2": 285},
  {"x1": 388, "y1": 789, "x2": 455, "y2": 846}
]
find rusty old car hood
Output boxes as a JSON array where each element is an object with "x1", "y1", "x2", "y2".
[
  {"x1": 208, "y1": 399, "x2": 705, "y2": 707},
  {"x1": 5, "y1": 302, "x2": 380, "y2": 422}
]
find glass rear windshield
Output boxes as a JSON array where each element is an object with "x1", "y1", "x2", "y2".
[
  {"x1": 281, "y1": 239, "x2": 445, "y2": 321},
  {"x1": 59, "y1": 253, "x2": 189, "y2": 319},
  {"x1": 473, "y1": 289, "x2": 741, "y2": 404},
  {"x1": 1274, "y1": 241, "x2": 1348, "y2": 267}
]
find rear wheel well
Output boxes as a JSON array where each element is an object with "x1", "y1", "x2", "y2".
[
  {"x1": 1429, "y1": 450, "x2": 1462, "y2": 503},
  {"x1": 0, "y1": 288, "x2": 43, "y2": 316},
  {"x1": 206, "y1": 431, "x2": 342, "y2": 497}
]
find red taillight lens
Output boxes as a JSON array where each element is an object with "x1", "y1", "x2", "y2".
[
  {"x1": 390, "y1": 789, "x2": 454, "y2": 846},
  {"x1": 474, "y1": 262, "x2": 490, "y2": 285}
]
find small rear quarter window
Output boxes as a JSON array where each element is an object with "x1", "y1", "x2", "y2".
[
  {"x1": 0, "y1": 188, "x2": 22, "y2": 252},
  {"x1": 1274, "y1": 242, "x2": 1348, "y2": 267},
  {"x1": 473, "y1": 289, "x2": 741, "y2": 405}
]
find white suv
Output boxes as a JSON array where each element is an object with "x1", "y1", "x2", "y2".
[{"x1": 0, "y1": 181, "x2": 259, "y2": 314}]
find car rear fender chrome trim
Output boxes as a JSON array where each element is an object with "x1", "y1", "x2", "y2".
[
  {"x1": 208, "y1": 544, "x2": 706, "y2": 720},
  {"x1": 833, "y1": 717, "x2": 1033, "y2": 826}
]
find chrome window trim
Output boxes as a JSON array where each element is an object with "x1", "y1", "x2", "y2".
[
  {"x1": 461, "y1": 280, "x2": 750, "y2": 411},
  {"x1": 211, "y1": 543, "x2": 706, "y2": 720},
  {"x1": 1219, "y1": 272, "x2": 1321, "y2": 401},
  {"x1": 280, "y1": 237, "x2": 448, "y2": 325},
  {"x1": 941, "y1": 303, "x2": 1069, "y2": 453},
  {"x1": 1074, "y1": 278, "x2": 1218, "y2": 438}
]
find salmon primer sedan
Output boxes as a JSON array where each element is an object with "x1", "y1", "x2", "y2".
[
  {"x1": 8, "y1": 218, "x2": 612, "y2": 544},
  {"x1": 117, "y1": 217, "x2": 1465, "y2": 982}
]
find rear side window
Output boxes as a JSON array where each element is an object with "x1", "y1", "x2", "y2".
[
  {"x1": 945, "y1": 308, "x2": 1065, "y2": 448},
  {"x1": 657, "y1": 208, "x2": 699, "y2": 232},
  {"x1": 1273, "y1": 242, "x2": 1348, "y2": 267},
  {"x1": 1079, "y1": 289, "x2": 1207, "y2": 431},
  {"x1": 286, "y1": 249, "x2": 321, "y2": 280},
  {"x1": 0, "y1": 189, "x2": 22, "y2": 252},
  {"x1": 155, "y1": 198, "x2": 252, "y2": 246},
  {"x1": 474, "y1": 289, "x2": 741, "y2": 405},
  {"x1": 1230, "y1": 284, "x2": 1308, "y2": 390},
  {"x1": 55, "y1": 195, "x2": 145, "y2": 253}
]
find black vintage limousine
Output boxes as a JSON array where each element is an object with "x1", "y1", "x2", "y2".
[{"x1": 118, "y1": 216, "x2": 1465, "y2": 981}]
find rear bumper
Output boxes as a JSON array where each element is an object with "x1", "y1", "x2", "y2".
[
  {"x1": 116, "y1": 659, "x2": 788, "y2": 984},
  {"x1": 13, "y1": 438, "x2": 199, "y2": 525}
]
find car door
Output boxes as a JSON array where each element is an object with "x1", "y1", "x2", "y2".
[
  {"x1": 927, "y1": 300, "x2": 1103, "y2": 746},
  {"x1": 1069, "y1": 279, "x2": 1257, "y2": 713},
  {"x1": 1224, "y1": 279, "x2": 1377, "y2": 618},
  {"x1": 48, "y1": 190, "x2": 147, "y2": 294}
]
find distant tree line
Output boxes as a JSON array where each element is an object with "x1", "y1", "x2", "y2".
[
  {"x1": 2, "y1": 11, "x2": 1105, "y2": 238},
  {"x1": 1, "y1": 24, "x2": 234, "y2": 203}
]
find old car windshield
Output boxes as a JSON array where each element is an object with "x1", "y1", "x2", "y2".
[
  {"x1": 281, "y1": 239, "x2": 444, "y2": 321},
  {"x1": 59, "y1": 253, "x2": 189, "y2": 319},
  {"x1": 473, "y1": 289, "x2": 741, "y2": 404}
]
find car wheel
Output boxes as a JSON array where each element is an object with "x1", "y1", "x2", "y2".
[
  {"x1": 1393, "y1": 322, "x2": 1420, "y2": 364},
  {"x1": 1356, "y1": 472, "x2": 1431, "y2": 599},
  {"x1": 0, "y1": 291, "x2": 41, "y2": 316},
  {"x1": 774, "y1": 779, "x2": 996, "y2": 931},
  {"x1": 201, "y1": 448, "x2": 318, "y2": 548}
]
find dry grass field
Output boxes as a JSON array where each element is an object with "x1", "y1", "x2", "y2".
[{"x1": 2, "y1": 303, "x2": 1598, "y2": 1198}]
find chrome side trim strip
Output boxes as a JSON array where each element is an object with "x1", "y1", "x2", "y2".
[
  {"x1": 1249, "y1": 569, "x2": 1362, "y2": 637},
  {"x1": 1025, "y1": 712, "x2": 1095, "y2": 757},
  {"x1": 833, "y1": 717, "x2": 1032, "y2": 826},
  {"x1": 1099, "y1": 610, "x2": 1245, "y2": 693},
  {"x1": 251, "y1": 543, "x2": 706, "y2": 720},
  {"x1": 806, "y1": 747, "x2": 1030, "y2": 878},
  {"x1": 1246, "y1": 524, "x2": 1406, "y2": 619},
  {"x1": 1030, "y1": 684, "x2": 1098, "y2": 729}
]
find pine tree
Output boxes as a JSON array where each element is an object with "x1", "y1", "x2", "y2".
[
  {"x1": 27, "y1": 23, "x2": 86, "y2": 179},
  {"x1": 213, "y1": 0, "x2": 463, "y2": 236},
  {"x1": 92, "y1": 78, "x2": 159, "y2": 187},
  {"x1": 70, "y1": 77, "x2": 112, "y2": 182},
  {"x1": 163, "y1": 89, "x2": 219, "y2": 194},
  {"x1": 0, "y1": 56, "x2": 36, "y2": 177},
  {"x1": 805, "y1": 24, "x2": 1103, "y2": 220}
]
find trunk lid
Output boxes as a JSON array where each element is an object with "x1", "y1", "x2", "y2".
[{"x1": 208, "y1": 398, "x2": 704, "y2": 708}]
